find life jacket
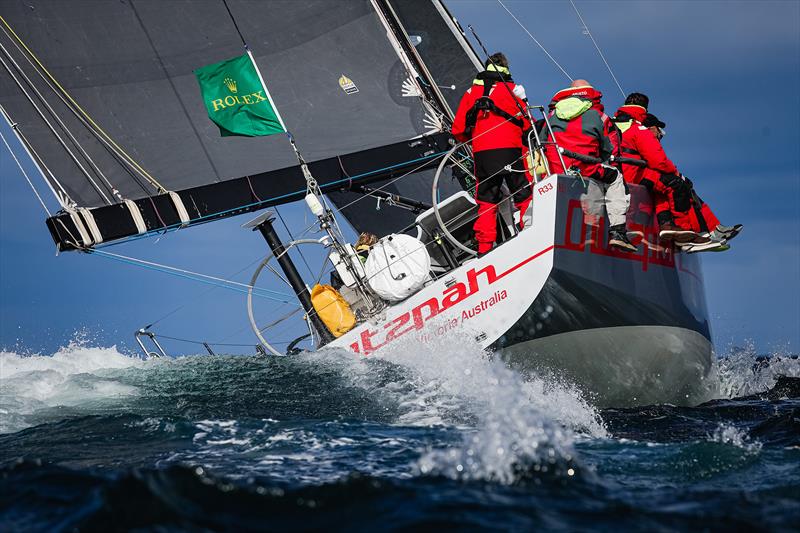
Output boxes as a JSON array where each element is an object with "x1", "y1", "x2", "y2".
[
  {"x1": 451, "y1": 64, "x2": 531, "y2": 153},
  {"x1": 463, "y1": 70, "x2": 524, "y2": 136},
  {"x1": 612, "y1": 105, "x2": 677, "y2": 184},
  {"x1": 355, "y1": 244, "x2": 370, "y2": 264}
]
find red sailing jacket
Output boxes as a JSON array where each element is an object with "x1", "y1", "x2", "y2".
[
  {"x1": 612, "y1": 104, "x2": 678, "y2": 184},
  {"x1": 540, "y1": 85, "x2": 613, "y2": 177},
  {"x1": 452, "y1": 72, "x2": 531, "y2": 153}
]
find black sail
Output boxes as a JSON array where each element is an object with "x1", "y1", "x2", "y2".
[
  {"x1": 0, "y1": 0, "x2": 475, "y2": 249},
  {"x1": 386, "y1": 0, "x2": 482, "y2": 115},
  {"x1": 327, "y1": 0, "x2": 482, "y2": 237}
]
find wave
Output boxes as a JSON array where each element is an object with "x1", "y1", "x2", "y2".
[
  {"x1": 0, "y1": 332, "x2": 608, "y2": 484},
  {"x1": 707, "y1": 342, "x2": 800, "y2": 399},
  {"x1": 0, "y1": 340, "x2": 143, "y2": 433},
  {"x1": 3, "y1": 333, "x2": 797, "y2": 487},
  {"x1": 2, "y1": 336, "x2": 796, "y2": 435}
]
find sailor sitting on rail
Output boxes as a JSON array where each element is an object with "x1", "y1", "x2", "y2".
[
  {"x1": 451, "y1": 52, "x2": 533, "y2": 255},
  {"x1": 612, "y1": 94, "x2": 741, "y2": 253},
  {"x1": 643, "y1": 112, "x2": 741, "y2": 252},
  {"x1": 540, "y1": 79, "x2": 637, "y2": 252}
]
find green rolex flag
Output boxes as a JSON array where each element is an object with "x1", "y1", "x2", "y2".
[{"x1": 195, "y1": 53, "x2": 285, "y2": 137}]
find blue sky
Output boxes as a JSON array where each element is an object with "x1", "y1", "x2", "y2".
[{"x1": 1, "y1": 0, "x2": 798, "y2": 356}]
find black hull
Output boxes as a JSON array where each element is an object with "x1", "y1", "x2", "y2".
[{"x1": 496, "y1": 177, "x2": 712, "y2": 406}]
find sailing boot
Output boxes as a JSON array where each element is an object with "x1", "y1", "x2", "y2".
[
  {"x1": 705, "y1": 224, "x2": 743, "y2": 242},
  {"x1": 678, "y1": 234, "x2": 728, "y2": 253},
  {"x1": 658, "y1": 222, "x2": 698, "y2": 243},
  {"x1": 609, "y1": 224, "x2": 638, "y2": 253},
  {"x1": 679, "y1": 240, "x2": 730, "y2": 253}
]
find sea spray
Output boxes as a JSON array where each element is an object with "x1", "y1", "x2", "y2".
[
  {"x1": 706, "y1": 342, "x2": 800, "y2": 400},
  {"x1": 0, "y1": 340, "x2": 143, "y2": 433},
  {"x1": 708, "y1": 422, "x2": 763, "y2": 454},
  {"x1": 360, "y1": 332, "x2": 605, "y2": 483}
]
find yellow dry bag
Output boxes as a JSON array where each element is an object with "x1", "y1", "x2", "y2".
[{"x1": 311, "y1": 284, "x2": 356, "y2": 337}]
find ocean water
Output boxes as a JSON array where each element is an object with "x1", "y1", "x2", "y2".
[{"x1": 0, "y1": 337, "x2": 798, "y2": 532}]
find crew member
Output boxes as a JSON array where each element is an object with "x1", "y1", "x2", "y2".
[
  {"x1": 540, "y1": 80, "x2": 637, "y2": 252},
  {"x1": 451, "y1": 52, "x2": 533, "y2": 254},
  {"x1": 354, "y1": 232, "x2": 378, "y2": 263},
  {"x1": 642, "y1": 113, "x2": 743, "y2": 252},
  {"x1": 612, "y1": 93, "x2": 695, "y2": 242}
]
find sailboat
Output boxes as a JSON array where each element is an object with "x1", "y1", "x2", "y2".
[{"x1": 0, "y1": 0, "x2": 712, "y2": 407}]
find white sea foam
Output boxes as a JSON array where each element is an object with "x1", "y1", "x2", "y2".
[
  {"x1": 0, "y1": 338, "x2": 143, "y2": 433},
  {"x1": 708, "y1": 422, "x2": 762, "y2": 454},
  {"x1": 707, "y1": 341, "x2": 800, "y2": 399},
  {"x1": 348, "y1": 333, "x2": 606, "y2": 484}
]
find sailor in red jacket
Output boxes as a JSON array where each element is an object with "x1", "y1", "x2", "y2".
[
  {"x1": 613, "y1": 93, "x2": 741, "y2": 251},
  {"x1": 452, "y1": 52, "x2": 532, "y2": 254},
  {"x1": 611, "y1": 93, "x2": 694, "y2": 242},
  {"x1": 641, "y1": 112, "x2": 743, "y2": 252},
  {"x1": 539, "y1": 79, "x2": 637, "y2": 252}
]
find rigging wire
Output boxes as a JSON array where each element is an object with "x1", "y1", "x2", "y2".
[
  {"x1": 0, "y1": 46, "x2": 113, "y2": 205},
  {"x1": 142, "y1": 252, "x2": 274, "y2": 329},
  {"x1": 275, "y1": 207, "x2": 315, "y2": 280},
  {"x1": 214, "y1": 304, "x2": 303, "y2": 345},
  {"x1": 5, "y1": 19, "x2": 162, "y2": 199},
  {"x1": 9, "y1": 121, "x2": 72, "y2": 208},
  {"x1": 83, "y1": 247, "x2": 295, "y2": 303},
  {"x1": 2, "y1": 13, "x2": 176, "y2": 226},
  {"x1": 496, "y1": 0, "x2": 573, "y2": 81},
  {"x1": 0, "y1": 24, "x2": 124, "y2": 201},
  {"x1": 568, "y1": 0, "x2": 626, "y2": 98},
  {"x1": 0, "y1": 15, "x2": 167, "y2": 193},
  {"x1": 144, "y1": 332, "x2": 260, "y2": 348},
  {"x1": 0, "y1": 124, "x2": 51, "y2": 216},
  {"x1": 221, "y1": 0, "x2": 248, "y2": 48}
]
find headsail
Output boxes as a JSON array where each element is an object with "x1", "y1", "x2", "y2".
[{"x1": 0, "y1": 0, "x2": 476, "y2": 250}]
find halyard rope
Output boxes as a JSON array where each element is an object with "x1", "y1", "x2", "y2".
[
  {"x1": 496, "y1": 0, "x2": 573, "y2": 81},
  {"x1": 568, "y1": 0, "x2": 626, "y2": 98}
]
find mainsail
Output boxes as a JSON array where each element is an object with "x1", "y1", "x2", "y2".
[
  {"x1": 0, "y1": 0, "x2": 478, "y2": 249},
  {"x1": 328, "y1": 0, "x2": 482, "y2": 237}
]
